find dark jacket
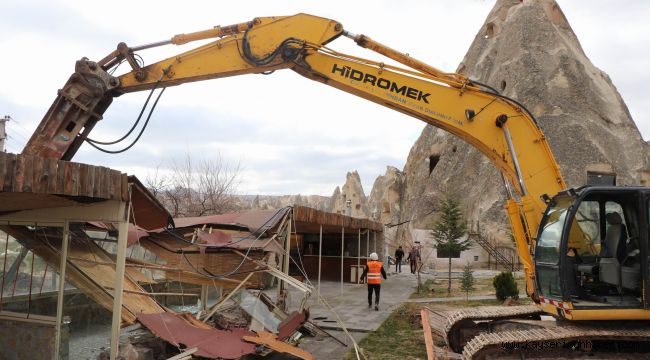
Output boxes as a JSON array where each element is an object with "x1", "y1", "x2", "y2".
[
  {"x1": 406, "y1": 248, "x2": 421, "y2": 262},
  {"x1": 395, "y1": 248, "x2": 405, "y2": 260}
]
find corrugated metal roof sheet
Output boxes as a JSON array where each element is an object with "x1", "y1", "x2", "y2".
[
  {"x1": 172, "y1": 208, "x2": 287, "y2": 233},
  {"x1": 137, "y1": 312, "x2": 256, "y2": 359}
]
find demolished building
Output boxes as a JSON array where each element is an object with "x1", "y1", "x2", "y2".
[{"x1": 0, "y1": 152, "x2": 383, "y2": 359}]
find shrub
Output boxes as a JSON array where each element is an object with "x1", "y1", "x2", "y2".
[{"x1": 493, "y1": 271, "x2": 519, "y2": 300}]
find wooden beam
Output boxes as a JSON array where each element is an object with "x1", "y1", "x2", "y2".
[
  {"x1": 166, "y1": 348, "x2": 198, "y2": 360},
  {"x1": 54, "y1": 221, "x2": 69, "y2": 358},
  {"x1": 420, "y1": 308, "x2": 436, "y2": 360},
  {"x1": 111, "y1": 205, "x2": 129, "y2": 360}
]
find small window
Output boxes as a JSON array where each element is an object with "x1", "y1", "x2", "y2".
[
  {"x1": 587, "y1": 171, "x2": 616, "y2": 186},
  {"x1": 485, "y1": 22, "x2": 495, "y2": 38},
  {"x1": 428, "y1": 155, "x2": 440, "y2": 174},
  {"x1": 474, "y1": 256, "x2": 479, "y2": 261}
]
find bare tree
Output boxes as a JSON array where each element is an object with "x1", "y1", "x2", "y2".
[
  {"x1": 144, "y1": 166, "x2": 169, "y2": 198},
  {"x1": 146, "y1": 153, "x2": 242, "y2": 217}
]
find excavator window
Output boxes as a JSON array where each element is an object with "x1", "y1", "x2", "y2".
[
  {"x1": 572, "y1": 200, "x2": 601, "y2": 257},
  {"x1": 536, "y1": 197, "x2": 571, "y2": 264},
  {"x1": 535, "y1": 196, "x2": 571, "y2": 298},
  {"x1": 567, "y1": 191, "x2": 643, "y2": 308}
]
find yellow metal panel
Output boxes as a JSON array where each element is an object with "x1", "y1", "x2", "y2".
[
  {"x1": 567, "y1": 308, "x2": 650, "y2": 321},
  {"x1": 246, "y1": 14, "x2": 341, "y2": 59},
  {"x1": 118, "y1": 14, "x2": 342, "y2": 92},
  {"x1": 301, "y1": 52, "x2": 565, "y2": 210}
]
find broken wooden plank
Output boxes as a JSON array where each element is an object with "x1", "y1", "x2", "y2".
[
  {"x1": 70, "y1": 162, "x2": 80, "y2": 196},
  {"x1": 45, "y1": 157, "x2": 58, "y2": 193},
  {"x1": 0, "y1": 153, "x2": 6, "y2": 190},
  {"x1": 56, "y1": 160, "x2": 66, "y2": 194},
  {"x1": 12, "y1": 154, "x2": 25, "y2": 192},
  {"x1": 2, "y1": 153, "x2": 15, "y2": 192},
  {"x1": 166, "y1": 348, "x2": 197, "y2": 360},
  {"x1": 96, "y1": 166, "x2": 106, "y2": 199},
  {"x1": 242, "y1": 331, "x2": 315, "y2": 360},
  {"x1": 78, "y1": 163, "x2": 90, "y2": 197},
  {"x1": 22, "y1": 154, "x2": 34, "y2": 193},
  {"x1": 120, "y1": 173, "x2": 128, "y2": 201},
  {"x1": 33, "y1": 155, "x2": 45, "y2": 193},
  {"x1": 421, "y1": 308, "x2": 436, "y2": 360}
]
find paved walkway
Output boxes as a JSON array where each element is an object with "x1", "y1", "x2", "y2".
[
  {"x1": 286, "y1": 271, "x2": 422, "y2": 359},
  {"x1": 281, "y1": 271, "x2": 516, "y2": 359}
]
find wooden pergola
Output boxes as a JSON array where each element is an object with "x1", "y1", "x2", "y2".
[{"x1": 292, "y1": 206, "x2": 384, "y2": 294}]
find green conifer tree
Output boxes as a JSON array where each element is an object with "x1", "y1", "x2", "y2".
[
  {"x1": 460, "y1": 262, "x2": 475, "y2": 301},
  {"x1": 431, "y1": 193, "x2": 470, "y2": 293}
]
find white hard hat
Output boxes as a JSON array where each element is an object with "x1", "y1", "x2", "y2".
[{"x1": 370, "y1": 252, "x2": 379, "y2": 261}]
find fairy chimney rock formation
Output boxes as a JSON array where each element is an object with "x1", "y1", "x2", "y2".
[
  {"x1": 394, "y1": 0, "x2": 649, "y2": 243},
  {"x1": 367, "y1": 166, "x2": 404, "y2": 225},
  {"x1": 329, "y1": 171, "x2": 369, "y2": 218}
]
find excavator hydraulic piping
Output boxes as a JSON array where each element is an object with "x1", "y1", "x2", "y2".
[
  {"x1": 343, "y1": 31, "x2": 469, "y2": 86},
  {"x1": 504, "y1": 126, "x2": 527, "y2": 196},
  {"x1": 130, "y1": 39, "x2": 173, "y2": 52}
]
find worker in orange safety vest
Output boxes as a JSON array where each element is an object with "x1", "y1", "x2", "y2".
[{"x1": 361, "y1": 252, "x2": 387, "y2": 311}]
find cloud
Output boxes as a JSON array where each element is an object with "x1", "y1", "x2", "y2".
[{"x1": 1, "y1": 0, "x2": 648, "y2": 197}]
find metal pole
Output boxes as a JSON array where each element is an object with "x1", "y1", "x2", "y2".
[
  {"x1": 55, "y1": 221, "x2": 70, "y2": 359},
  {"x1": 200, "y1": 285, "x2": 208, "y2": 312},
  {"x1": 317, "y1": 225, "x2": 323, "y2": 300},
  {"x1": 111, "y1": 201, "x2": 130, "y2": 360},
  {"x1": 280, "y1": 212, "x2": 292, "y2": 295},
  {"x1": 366, "y1": 230, "x2": 370, "y2": 266},
  {"x1": 357, "y1": 229, "x2": 361, "y2": 283},
  {"x1": 340, "y1": 226, "x2": 344, "y2": 294},
  {"x1": 0, "y1": 116, "x2": 9, "y2": 152}
]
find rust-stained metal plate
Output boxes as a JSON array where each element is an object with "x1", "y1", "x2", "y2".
[
  {"x1": 277, "y1": 310, "x2": 307, "y2": 340},
  {"x1": 171, "y1": 208, "x2": 285, "y2": 233},
  {"x1": 128, "y1": 175, "x2": 174, "y2": 230},
  {"x1": 137, "y1": 312, "x2": 256, "y2": 359}
]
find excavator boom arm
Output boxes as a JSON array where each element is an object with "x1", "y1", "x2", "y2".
[{"x1": 22, "y1": 13, "x2": 567, "y2": 299}]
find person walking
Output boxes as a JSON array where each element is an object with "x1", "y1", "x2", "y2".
[
  {"x1": 406, "y1": 246, "x2": 420, "y2": 274},
  {"x1": 361, "y1": 252, "x2": 387, "y2": 311},
  {"x1": 394, "y1": 246, "x2": 405, "y2": 273}
]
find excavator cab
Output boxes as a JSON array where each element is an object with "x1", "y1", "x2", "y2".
[{"x1": 535, "y1": 186, "x2": 650, "y2": 310}]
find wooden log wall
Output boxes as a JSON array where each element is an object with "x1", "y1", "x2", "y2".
[
  {"x1": 293, "y1": 205, "x2": 383, "y2": 232},
  {"x1": 0, "y1": 152, "x2": 128, "y2": 201}
]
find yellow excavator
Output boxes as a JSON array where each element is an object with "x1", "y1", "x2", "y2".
[{"x1": 22, "y1": 13, "x2": 650, "y2": 358}]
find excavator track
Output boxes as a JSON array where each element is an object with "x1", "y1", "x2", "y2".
[
  {"x1": 426, "y1": 306, "x2": 650, "y2": 359},
  {"x1": 427, "y1": 305, "x2": 544, "y2": 353},
  {"x1": 464, "y1": 324, "x2": 650, "y2": 359}
]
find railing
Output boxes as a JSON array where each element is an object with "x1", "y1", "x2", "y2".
[{"x1": 468, "y1": 226, "x2": 518, "y2": 271}]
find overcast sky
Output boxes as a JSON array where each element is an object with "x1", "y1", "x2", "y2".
[{"x1": 1, "y1": 0, "x2": 648, "y2": 196}]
